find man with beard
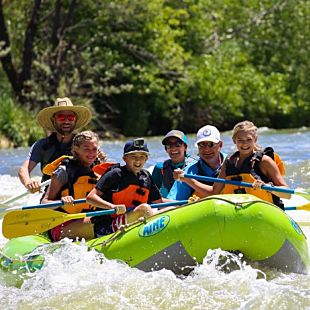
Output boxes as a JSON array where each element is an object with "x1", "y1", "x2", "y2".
[{"x1": 18, "y1": 97, "x2": 92, "y2": 193}]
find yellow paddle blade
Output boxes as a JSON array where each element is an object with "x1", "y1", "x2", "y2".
[
  {"x1": 296, "y1": 203, "x2": 310, "y2": 211},
  {"x1": 285, "y1": 203, "x2": 310, "y2": 211},
  {"x1": 2, "y1": 209, "x2": 85, "y2": 239}
]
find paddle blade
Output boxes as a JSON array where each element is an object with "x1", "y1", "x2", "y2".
[
  {"x1": 285, "y1": 203, "x2": 310, "y2": 211},
  {"x1": 297, "y1": 203, "x2": 310, "y2": 211},
  {"x1": 2, "y1": 209, "x2": 76, "y2": 239}
]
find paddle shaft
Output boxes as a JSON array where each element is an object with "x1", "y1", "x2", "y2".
[
  {"x1": 284, "y1": 203, "x2": 310, "y2": 211},
  {"x1": 5, "y1": 198, "x2": 86, "y2": 212},
  {"x1": 183, "y1": 174, "x2": 309, "y2": 199},
  {"x1": 1, "y1": 179, "x2": 51, "y2": 207},
  {"x1": 3, "y1": 198, "x2": 186, "y2": 213},
  {"x1": 74, "y1": 199, "x2": 188, "y2": 216}
]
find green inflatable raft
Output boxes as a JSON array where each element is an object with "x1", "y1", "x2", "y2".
[{"x1": 1, "y1": 194, "x2": 309, "y2": 278}]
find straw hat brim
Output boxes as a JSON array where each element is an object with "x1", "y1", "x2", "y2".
[{"x1": 37, "y1": 106, "x2": 92, "y2": 132}]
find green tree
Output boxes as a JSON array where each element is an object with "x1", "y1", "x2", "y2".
[{"x1": 0, "y1": 0, "x2": 309, "y2": 144}]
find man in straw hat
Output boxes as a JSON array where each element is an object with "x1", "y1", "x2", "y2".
[{"x1": 18, "y1": 97, "x2": 92, "y2": 193}]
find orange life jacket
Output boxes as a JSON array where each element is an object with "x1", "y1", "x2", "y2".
[
  {"x1": 92, "y1": 162, "x2": 117, "y2": 175},
  {"x1": 95, "y1": 165, "x2": 154, "y2": 218},
  {"x1": 112, "y1": 184, "x2": 150, "y2": 208}
]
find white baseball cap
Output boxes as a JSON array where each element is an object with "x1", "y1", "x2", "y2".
[{"x1": 195, "y1": 125, "x2": 221, "y2": 146}]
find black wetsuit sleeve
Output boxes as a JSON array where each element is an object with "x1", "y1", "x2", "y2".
[{"x1": 96, "y1": 168, "x2": 121, "y2": 194}]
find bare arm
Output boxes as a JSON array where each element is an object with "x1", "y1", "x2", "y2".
[
  {"x1": 86, "y1": 188, "x2": 126, "y2": 214},
  {"x1": 258, "y1": 156, "x2": 291, "y2": 199},
  {"x1": 18, "y1": 159, "x2": 42, "y2": 193},
  {"x1": 41, "y1": 175, "x2": 65, "y2": 206},
  {"x1": 173, "y1": 165, "x2": 226, "y2": 197},
  {"x1": 152, "y1": 197, "x2": 175, "y2": 204}
]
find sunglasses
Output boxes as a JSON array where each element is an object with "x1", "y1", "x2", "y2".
[
  {"x1": 54, "y1": 113, "x2": 76, "y2": 122},
  {"x1": 164, "y1": 141, "x2": 183, "y2": 148},
  {"x1": 198, "y1": 141, "x2": 218, "y2": 148}
]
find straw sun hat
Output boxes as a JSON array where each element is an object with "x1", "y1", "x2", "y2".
[{"x1": 36, "y1": 97, "x2": 92, "y2": 132}]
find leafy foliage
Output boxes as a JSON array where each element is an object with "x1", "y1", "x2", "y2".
[
  {"x1": 0, "y1": 0, "x2": 309, "y2": 144},
  {"x1": 0, "y1": 92, "x2": 43, "y2": 147}
]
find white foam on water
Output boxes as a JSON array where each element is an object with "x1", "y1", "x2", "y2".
[
  {"x1": 1, "y1": 246, "x2": 310, "y2": 309},
  {"x1": 1, "y1": 175, "x2": 310, "y2": 309}
]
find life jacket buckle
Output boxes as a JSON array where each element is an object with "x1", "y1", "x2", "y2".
[{"x1": 234, "y1": 188, "x2": 246, "y2": 194}]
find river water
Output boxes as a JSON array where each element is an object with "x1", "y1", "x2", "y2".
[{"x1": 0, "y1": 128, "x2": 309, "y2": 309}]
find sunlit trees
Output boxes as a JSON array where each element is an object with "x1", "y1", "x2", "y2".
[{"x1": 0, "y1": 0, "x2": 309, "y2": 141}]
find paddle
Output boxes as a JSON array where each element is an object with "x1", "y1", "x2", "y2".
[
  {"x1": 0, "y1": 179, "x2": 51, "y2": 207},
  {"x1": 2, "y1": 200, "x2": 189, "y2": 239},
  {"x1": 1, "y1": 198, "x2": 187, "y2": 214},
  {"x1": 2, "y1": 198, "x2": 87, "y2": 213},
  {"x1": 183, "y1": 174, "x2": 310, "y2": 201},
  {"x1": 284, "y1": 203, "x2": 310, "y2": 211}
]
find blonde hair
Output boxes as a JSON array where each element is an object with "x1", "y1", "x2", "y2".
[
  {"x1": 72, "y1": 130, "x2": 107, "y2": 162},
  {"x1": 232, "y1": 121, "x2": 261, "y2": 150}
]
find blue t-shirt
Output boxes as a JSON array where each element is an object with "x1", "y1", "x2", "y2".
[
  {"x1": 167, "y1": 152, "x2": 226, "y2": 200},
  {"x1": 152, "y1": 155, "x2": 196, "y2": 198}
]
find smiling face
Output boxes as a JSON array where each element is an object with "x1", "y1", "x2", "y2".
[
  {"x1": 72, "y1": 131, "x2": 99, "y2": 167},
  {"x1": 164, "y1": 137, "x2": 187, "y2": 164},
  {"x1": 74, "y1": 138, "x2": 99, "y2": 167},
  {"x1": 123, "y1": 152, "x2": 148, "y2": 175},
  {"x1": 233, "y1": 130, "x2": 257, "y2": 156},
  {"x1": 197, "y1": 140, "x2": 222, "y2": 163},
  {"x1": 231, "y1": 121, "x2": 259, "y2": 156}
]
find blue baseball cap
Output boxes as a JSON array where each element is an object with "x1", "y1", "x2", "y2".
[
  {"x1": 162, "y1": 130, "x2": 188, "y2": 146},
  {"x1": 123, "y1": 138, "x2": 149, "y2": 155}
]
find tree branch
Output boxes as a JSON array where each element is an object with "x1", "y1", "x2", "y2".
[
  {"x1": 0, "y1": 0, "x2": 20, "y2": 95},
  {"x1": 20, "y1": 0, "x2": 42, "y2": 86},
  {"x1": 51, "y1": 0, "x2": 61, "y2": 48}
]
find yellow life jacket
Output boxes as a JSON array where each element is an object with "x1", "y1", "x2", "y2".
[
  {"x1": 59, "y1": 159, "x2": 98, "y2": 214},
  {"x1": 222, "y1": 172, "x2": 274, "y2": 202},
  {"x1": 44, "y1": 156, "x2": 98, "y2": 214},
  {"x1": 273, "y1": 153, "x2": 285, "y2": 176},
  {"x1": 60, "y1": 174, "x2": 97, "y2": 214},
  {"x1": 42, "y1": 155, "x2": 73, "y2": 176},
  {"x1": 222, "y1": 148, "x2": 285, "y2": 207}
]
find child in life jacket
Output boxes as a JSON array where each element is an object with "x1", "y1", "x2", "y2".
[
  {"x1": 173, "y1": 121, "x2": 290, "y2": 207},
  {"x1": 87, "y1": 138, "x2": 174, "y2": 237},
  {"x1": 41, "y1": 130, "x2": 110, "y2": 241}
]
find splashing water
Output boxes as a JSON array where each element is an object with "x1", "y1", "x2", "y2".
[{"x1": 1, "y1": 130, "x2": 310, "y2": 309}]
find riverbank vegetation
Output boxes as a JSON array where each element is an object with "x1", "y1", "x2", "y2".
[
  {"x1": 0, "y1": 0, "x2": 309, "y2": 146},
  {"x1": 0, "y1": 93, "x2": 43, "y2": 147}
]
